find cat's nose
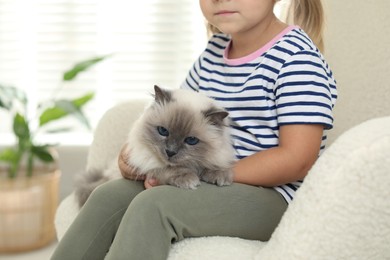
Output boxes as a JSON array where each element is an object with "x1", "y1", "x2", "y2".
[{"x1": 165, "y1": 149, "x2": 177, "y2": 158}]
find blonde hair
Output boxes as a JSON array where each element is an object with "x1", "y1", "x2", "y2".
[
  {"x1": 206, "y1": 23, "x2": 221, "y2": 37},
  {"x1": 287, "y1": 0, "x2": 325, "y2": 52},
  {"x1": 206, "y1": 0, "x2": 325, "y2": 52}
]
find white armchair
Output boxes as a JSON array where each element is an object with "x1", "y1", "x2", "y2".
[{"x1": 55, "y1": 97, "x2": 390, "y2": 259}]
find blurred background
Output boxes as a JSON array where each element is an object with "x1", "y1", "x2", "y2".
[{"x1": 0, "y1": 0, "x2": 208, "y2": 143}]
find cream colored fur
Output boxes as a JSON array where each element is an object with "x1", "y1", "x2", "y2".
[{"x1": 127, "y1": 88, "x2": 234, "y2": 175}]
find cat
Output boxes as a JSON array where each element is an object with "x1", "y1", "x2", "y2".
[{"x1": 75, "y1": 85, "x2": 235, "y2": 207}]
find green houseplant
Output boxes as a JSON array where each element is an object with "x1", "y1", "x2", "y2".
[
  {"x1": 0, "y1": 56, "x2": 107, "y2": 252},
  {"x1": 0, "y1": 56, "x2": 108, "y2": 177}
]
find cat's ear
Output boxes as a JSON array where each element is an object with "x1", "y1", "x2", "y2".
[
  {"x1": 154, "y1": 85, "x2": 172, "y2": 104},
  {"x1": 204, "y1": 107, "x2": 229, "y2": 126}
]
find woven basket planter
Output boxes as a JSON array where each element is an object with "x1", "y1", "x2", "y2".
[{"x1": 0, "y1": 169, "x2": 60, "y2": 252}]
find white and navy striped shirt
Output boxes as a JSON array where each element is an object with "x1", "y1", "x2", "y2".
[{"x1": 181, "y1": 26, "x2": 337, "y2": 203}]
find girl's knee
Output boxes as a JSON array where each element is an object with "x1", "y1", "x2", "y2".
[
  {"x1": 87, "y1": 179, "x2": 143, "y2": 208},
  {"x1": 128, "y1": 185, "x2": 179, "y2": 214}
]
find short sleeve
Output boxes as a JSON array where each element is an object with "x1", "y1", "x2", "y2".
[{"x1": 274, "y1": 50, "x2": 337, "y2": 129}]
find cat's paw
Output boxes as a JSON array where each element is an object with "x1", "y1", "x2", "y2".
[
  {"x1": 168, "y1": 172, "x2": 201, "y2": 190},
  {"x1": 201, "y1": 169, "x2": 233, "y2": 186}
]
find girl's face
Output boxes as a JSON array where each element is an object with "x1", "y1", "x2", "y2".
[{"x1": 199, "y1": 0, "x2": 277, "y2": 36}]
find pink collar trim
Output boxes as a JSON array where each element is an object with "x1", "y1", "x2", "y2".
[{"x1": 223, "y1": 25, "x2": 299, "y2": 66}]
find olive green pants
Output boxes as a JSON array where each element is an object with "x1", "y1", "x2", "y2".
[{"x1": 51, "y1": 179, "x2": 287, "y2": 260}]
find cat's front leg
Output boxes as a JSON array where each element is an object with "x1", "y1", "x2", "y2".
[
  {"x1": 154, "y1": 167, "x2": 201, "y2": 190},
  {"x1": 200, "y1": 168, "x2": 233, "y2": 186}
]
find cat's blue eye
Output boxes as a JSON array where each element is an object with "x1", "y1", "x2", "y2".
[
  {"x1": 184, "y1": 136, "x2": 199, "y2": 145},
  {"x1": 157, "y1": 126, "x2": 169, "y2": 136}
]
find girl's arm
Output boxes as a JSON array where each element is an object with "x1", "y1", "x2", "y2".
[{"x1": 233, "y1": 124, "x2": 324, "y2": 187}]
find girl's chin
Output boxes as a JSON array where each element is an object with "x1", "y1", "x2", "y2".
[{"x1": 213, "y1": 25, "x2": 243, "y2": 35}]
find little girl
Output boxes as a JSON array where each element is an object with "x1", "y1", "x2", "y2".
[{"x1": 52, "y1": 0, "x2": 337, "y2": 259}]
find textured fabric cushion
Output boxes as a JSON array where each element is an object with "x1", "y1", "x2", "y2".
[
  {"x1": 55, "y1": 193, "x2": 79, "y2": 240},
  {"x1": 255, "y1": 116, "x2": 390, "y2": 259}
]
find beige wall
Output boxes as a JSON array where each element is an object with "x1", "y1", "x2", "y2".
[{"x1": 324, "y1": 0, "x2": 390, "y2": 143}]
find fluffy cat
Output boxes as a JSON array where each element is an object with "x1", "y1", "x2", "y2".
[{"x1": 75, "y1": 85, "x2": 235, "y2": 207}]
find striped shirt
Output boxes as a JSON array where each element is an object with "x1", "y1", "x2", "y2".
[{"x1": 181, "y1": 26, "x2": 338, "y2": 203}]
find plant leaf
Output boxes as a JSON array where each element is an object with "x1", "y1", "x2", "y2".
[
  {"x1": 31, "y1": 145, "x2": 55, "y2": 163},
  {"x1": 39, "y1": 92, "x2": 94, "y2": 127},
  {"x1": 45, "y1": 127, "x2": 73, "y2": 133},
  {"x1": 13, "y1": 113, "x2": 30, "y2": 140},
  {"x1": 54, "y1": 101, "x2": 91, "y2": 129},
  {"x1": 63, "y1": 55, "x2": 110, "y2": 81},
  {"x1": 54, "y1": 102, "x2": 91, "y2": 130},
  {"x1": 72, "y1": 92, "x2": 94, "y2": 107},
  {"x1": 0, "y1": 148, "x2": 18, "y2": 163},
  {"x1": 39, "y1": 100, "x2": 78, "y2": 126},
  {"x1": 39, "y1": 106, "x2": 67, "y2": 126},
  {"x1": 0, "y1": 84, "x2": 27, "y2": 110}
]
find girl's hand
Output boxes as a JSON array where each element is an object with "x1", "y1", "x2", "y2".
[
  {"x1": 118, "y1": 143, "x2": 145, "y2": 181},
  {"x1": 144, "y1": 177, "x2": 159, "y2": 189},
  {"x1": 118, "y1": 143, "x2": 160, "y2": 189}
]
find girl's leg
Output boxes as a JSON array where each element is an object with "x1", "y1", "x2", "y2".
[
  {"x1": 105, "y1": 182, "x2": 287, "y2": 260},
  {"x1": 51, "y1": 179, "x2": 144, "y2": 260}
]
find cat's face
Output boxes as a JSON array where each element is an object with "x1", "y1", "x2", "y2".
[{"x1": 141, "y1": 86, "x2": 229, "y2": 168}]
